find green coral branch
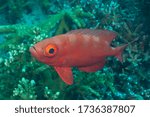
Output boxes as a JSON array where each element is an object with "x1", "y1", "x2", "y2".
[
  {"x1": 0, "y1": 6, "x2": 93, "y2": 49},
  {"x1": 0, "y1": 25, "x2": 16, "y2": 34},
  {"x1": 13, "y1": 77, "x2": 37, "y2": 100},
  {"x1": 80, "y1": 86, "x2": 101, "y2": 98}
]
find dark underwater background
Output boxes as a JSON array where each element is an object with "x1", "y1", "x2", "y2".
[{"x1": 0, "y1": 0, "x2": 149, "y2": 100}]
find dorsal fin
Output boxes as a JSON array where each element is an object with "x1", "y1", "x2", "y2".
[{"x1": 67, "y1": 29, "x2": 117, "y2": 44}]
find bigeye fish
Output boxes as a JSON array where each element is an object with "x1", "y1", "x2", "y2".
[{"x1": 30, "y1": 29, "x2": 128, "y2": 85}]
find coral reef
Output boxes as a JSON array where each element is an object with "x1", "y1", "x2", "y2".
[{"x1": 0, "y1": 0, "x2": 149, "y2": 100}]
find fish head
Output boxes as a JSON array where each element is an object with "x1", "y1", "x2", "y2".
[{"x1": 30, "y1": 38, "x2": 61, "y2": 65}]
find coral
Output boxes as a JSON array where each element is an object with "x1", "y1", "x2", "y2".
[
  {"x1": 0, "y1": 0, "x2": 31, "y2": 23},
  {"x1": 13, "y1": 77, "x2": 37, "y2": 100},
  {"x1": 0, "y1": 6, "x2": 93, "y2": 50},
  {"x1": 44, "y1": 86, "x2": 60, "y2": 100},
  {"x1": 60, "y1": 69, "x2": 119, "y2": 100}
]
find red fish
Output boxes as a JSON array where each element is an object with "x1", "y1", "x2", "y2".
[{"x1": 30, "y1": 29, "x2": 127, "y2": 85}]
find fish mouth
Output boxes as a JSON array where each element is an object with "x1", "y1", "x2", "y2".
[
  {"x1": 29, "y1": 46, "x2": 51, "y2": 64},
  {"x1": 29, "y1": 46, "x2": 39, "y2": 58}
]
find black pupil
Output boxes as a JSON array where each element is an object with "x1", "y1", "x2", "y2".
[{"x1": 49, "y1": 48, "x2": 55, "y2": 54}]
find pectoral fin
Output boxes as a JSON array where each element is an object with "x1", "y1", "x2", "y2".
[
  {"x1": 54, "y1": 66, "x2": 73, "y2": 85},
  {"x1": 78, "y1": 60, "x2": 105, "y2": 72}
]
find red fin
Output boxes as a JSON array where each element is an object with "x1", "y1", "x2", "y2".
[
  {"x1": 114, "y1": 38, "x2": 138, "y2": 62},
  {"x1": 78, "y1": 60, "x2": 105, "y2": 72},
  {"x1": 114, "y1": 44, "x2": 128, "y2": 62},
  {"x1": 54, "y1": 67, "x2": 73, "y2": 85},
  {"x1": 67, "y1": 29, "x2": 116, "y2": 44}
]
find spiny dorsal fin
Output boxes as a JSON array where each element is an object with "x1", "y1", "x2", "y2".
[{"x1": 67, "y1": 29, "x2": 117, "y2": 44}]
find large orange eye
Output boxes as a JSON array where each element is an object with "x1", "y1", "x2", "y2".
[{"x1": 44, "y1": 44, "x2": 57, "y2": 57}]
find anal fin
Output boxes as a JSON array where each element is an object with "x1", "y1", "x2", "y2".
[
  {"x1": 78, "y1": 60, "x2": 105, "y2": 72},
  {"x1": 54, "y1": 67, "x2": 73, "y2": 85}
]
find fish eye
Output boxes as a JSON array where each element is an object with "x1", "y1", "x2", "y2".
[
  {"x1": 44, "y1": 44, "x2": 57, "y2": 57},
  {"x1": 49, "y1": 48, "x2": 55, "y2": 54}
]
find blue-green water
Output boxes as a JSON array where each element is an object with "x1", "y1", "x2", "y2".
[{"x1": 0, "y1": 0, "x2": 149, "y2": 100}]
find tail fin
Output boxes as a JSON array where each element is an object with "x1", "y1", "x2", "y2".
[
  {"x1": 115, "y1": 38, "x2": 138, "y2": 62},
  {"x1": 115, "y1": 44, "x2": 128, "y2": 62}
]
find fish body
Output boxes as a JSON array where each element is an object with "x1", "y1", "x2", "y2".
[{"x1": 30, "y1": 29, "x2": 127, "y2": 85}]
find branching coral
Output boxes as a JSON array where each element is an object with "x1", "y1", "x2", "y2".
[
  {"x1": 13, "y1": 77, "x2": 37, "y2": 100},
  {"x1": 60, "y1": 69, "x2": 118, "y2": 100},
  {"x1": 0, "y1": 0, "x2": 31, "y2": 23},
  {"x1": 44, "y1": 86, "x2": 60, "y2": 100},
  {"x1": 0, "y1": 6, "x2": 93, "y2": 50}
]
